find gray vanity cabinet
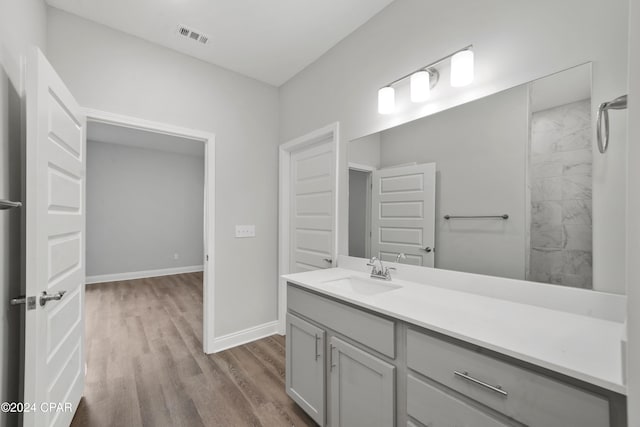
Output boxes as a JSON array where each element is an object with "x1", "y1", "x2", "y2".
[
  {"x1": 286, "y1": 313, "x2": 326, "y2": 426},
  {"x1": 329, "y1": 337, "x2": 395, "y2": 427},
  {"x1": 406, "y1": 329, "x2": 611, "y2": 427},
  {"x1": 286, "y1": 283, "x2": 623, "y2": 427}
]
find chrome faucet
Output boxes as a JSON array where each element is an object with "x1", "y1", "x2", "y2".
[{"x1": 367, "y1": 256, "x2": 395, "y2": 281}]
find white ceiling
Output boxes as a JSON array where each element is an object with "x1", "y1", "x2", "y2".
[
  {"x1": 88, "y1": 121, "x2": 205, "y2": 157},
  {"x1": 45, "y1": 0, "x2": 394, "y2": 86}
]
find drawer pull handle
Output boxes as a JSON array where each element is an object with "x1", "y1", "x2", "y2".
[
  {"x1": 454, "y1": 371, "x2": 508, "y2": 397},
  {"x1": 314, "y1": 334, "x2": 321, "y2": 361},
  {"x1": 330, "y1": 344, "x2": 336, "y2": 370}
]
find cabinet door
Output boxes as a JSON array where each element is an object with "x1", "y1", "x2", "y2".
[
  {"x1": 286, "y1": 314, "x2": 326, "y2": 426},
  {"x1": 330, "y1": 337, "x2": 395, "y2": 427}
]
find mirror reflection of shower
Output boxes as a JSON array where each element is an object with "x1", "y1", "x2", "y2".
[{"x1": 528, "y1": 66, "x2": 593, "y2": 288}]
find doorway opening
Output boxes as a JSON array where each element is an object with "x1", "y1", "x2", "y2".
[
  {"x1": 348, "y1": 165, "x2": 373, "y2": 259},
  {"x1": 85, "y1": 110, "x2": 216, "y2": 353}
]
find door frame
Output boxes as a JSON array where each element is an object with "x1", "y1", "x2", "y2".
[
  {"x1": 278, "y1": 122, "x2": 339, "y2": 334},
  {"x1": 626, "y1": 0, "x2": 640, "y2": 423},
  {"x1": 84, "y1": 108, "x2": 217, "y2": 353},
  {"x1": 348, "y1": 163, "x2": 375, "y2": 259}
]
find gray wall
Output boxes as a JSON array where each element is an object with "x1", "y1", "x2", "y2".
[
  {"x1": 47, "y1": 8, "x2": 280, "y2": 337},
  {"x1": 349, "y1": 133, "x2": 380, "y2": 168},
  {"x1": 279, "y1": 0, "x2": 629, "y2": 294},
  {"x1": 379, "y1": 86, "x2": 529, "y2": 280},
  {"x1": 87, "y1": 141, "x2": 204, "y2": 277},
  {"x1": 0, "y1": 0, "x2": 47, "y2": 425}
]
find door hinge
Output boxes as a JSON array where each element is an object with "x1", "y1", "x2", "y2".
[
  {"x1": 206, "y1": 254, "x2": 209, "y2": 261},
  {"x1": 10, "y1": 296, "x2": 36, "y2": 310}
]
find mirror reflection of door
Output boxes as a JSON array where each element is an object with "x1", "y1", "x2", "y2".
[
  {"x1": 371, "y1": 164, "x2": 436, "y2": 267},
  {"x1": 348, "y1": 163, "x2": 436, "y2": 267}
]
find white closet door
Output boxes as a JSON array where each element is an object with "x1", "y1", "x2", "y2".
[
  {"x1": 290, "y1": 142, "x2": 335, "y2": 272},
  {"x1": 23, "y1": 49, "x2": 86, "y2": 427},
  {"x1": 371, "y1": 163, "x2": 436, "y2": 267}
]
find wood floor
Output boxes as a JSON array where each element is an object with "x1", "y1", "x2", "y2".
[{"x1": 71, "y1": 273, "x2": 315, "y2": 427}]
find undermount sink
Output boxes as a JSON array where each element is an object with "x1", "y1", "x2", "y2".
[{"x1": 322, "y1": 276, "x2": 402, "y2": 296}]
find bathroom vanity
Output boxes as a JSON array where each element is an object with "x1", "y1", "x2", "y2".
[
  {"x1": 283, "y1": 256, "x2": 627, "y2": 427},
  {"x1": 279, "y1": 54, "x2": 632, "y2": 425}
]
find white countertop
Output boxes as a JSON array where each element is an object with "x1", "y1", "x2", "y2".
[{"x1": 282, "y1": 266, "x2": 626, "y2": 395}]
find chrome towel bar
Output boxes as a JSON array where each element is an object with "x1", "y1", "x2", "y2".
[
  {"x1": 0, "y1": 199, "x2": 22, "y2": 210},
  {"x1": 444, "y1": 214, "x2": 508, "y2": 220}
]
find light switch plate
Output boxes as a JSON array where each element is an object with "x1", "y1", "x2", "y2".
[{"x1": 235, "y1": 225, "x2": 256, "y2": 238}]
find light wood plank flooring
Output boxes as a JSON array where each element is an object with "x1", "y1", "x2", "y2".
[{"x1": 71, "y1": 273, "x2": 315, "y2": 427}]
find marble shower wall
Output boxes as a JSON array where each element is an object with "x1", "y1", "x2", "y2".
[{"x1": 528, "y1": 99, "x2": 593, "y2": 288}]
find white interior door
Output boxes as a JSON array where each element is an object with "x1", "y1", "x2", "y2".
[
  {"x1": 290, "y1": 142, "x2": 335, "y2": 272},
  {"x1": 371, "y1": 163, "x2": 436, "y2": 267},
  {"x1": 23, "y1": 49, "x2": 85, "y2": 427}
]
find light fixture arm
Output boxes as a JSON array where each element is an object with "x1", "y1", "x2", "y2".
[{"x1": 381, "y1": 44, "x2": 472, "y2": 89}]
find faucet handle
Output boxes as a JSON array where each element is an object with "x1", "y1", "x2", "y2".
[{"x1": 383, "y1": 266, "x2": 395, "y2": 280}]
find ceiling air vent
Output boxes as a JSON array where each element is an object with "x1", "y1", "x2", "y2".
[{"x1": 177, "y1": 25, "x2": 210, "y2": 45}]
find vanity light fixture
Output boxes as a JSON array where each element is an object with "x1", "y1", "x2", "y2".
[
  {"x1": 378, "y1": 45, "x2": 473, "y2": 114},
  {"x1": 410, "y1": 70, "x2": 431, "y2": 102},
  {"x1": 378, "y1": 86, "x2": 396, "y2": 115},
  {"x1": 450, "y1": 49, "x2": 474, "y2": 87}
]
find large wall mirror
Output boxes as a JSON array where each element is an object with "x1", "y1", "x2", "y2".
[{"x1": 348, "y1": 63, "x2": 601, "y2": 289}]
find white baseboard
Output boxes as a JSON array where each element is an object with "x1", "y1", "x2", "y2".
[
  {"x1": 86, "y1": 265, "x2": 204, "y2": 284},
  {"x1": 209, "y1": 320, "x2": 280, "y2": 353}
]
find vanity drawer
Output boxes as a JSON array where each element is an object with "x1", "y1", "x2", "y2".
[
  {"x1": 287, "y1": 284, "x2": 395, "y2": 358},
  {"x1": 407, "y1": 374, "x2": 516, "y2": 427},
  {"x1": 406, "y1": 329, "x2": 610, "y2": 427}
]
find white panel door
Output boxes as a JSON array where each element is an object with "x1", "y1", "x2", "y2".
[
  {"x1": 24, "y1": 49, "x2": 86, "y2": 427},
  {"x1": 371, "y1": 163, "x2": 436, "y2": 267},
  {"x1": 290, "y1": 142, "x2": 335, "y2": 272}
]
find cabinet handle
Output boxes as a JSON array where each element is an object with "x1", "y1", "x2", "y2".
[
  {"x1": 329, "y1": 344, "x2": 336, "y2": 370},
  {"x1": 314, "y1": 334, "x2": 321, "y2": 361},
  {"x1": 454, "y1": 371, "x2": 508, "y2": 397}
]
